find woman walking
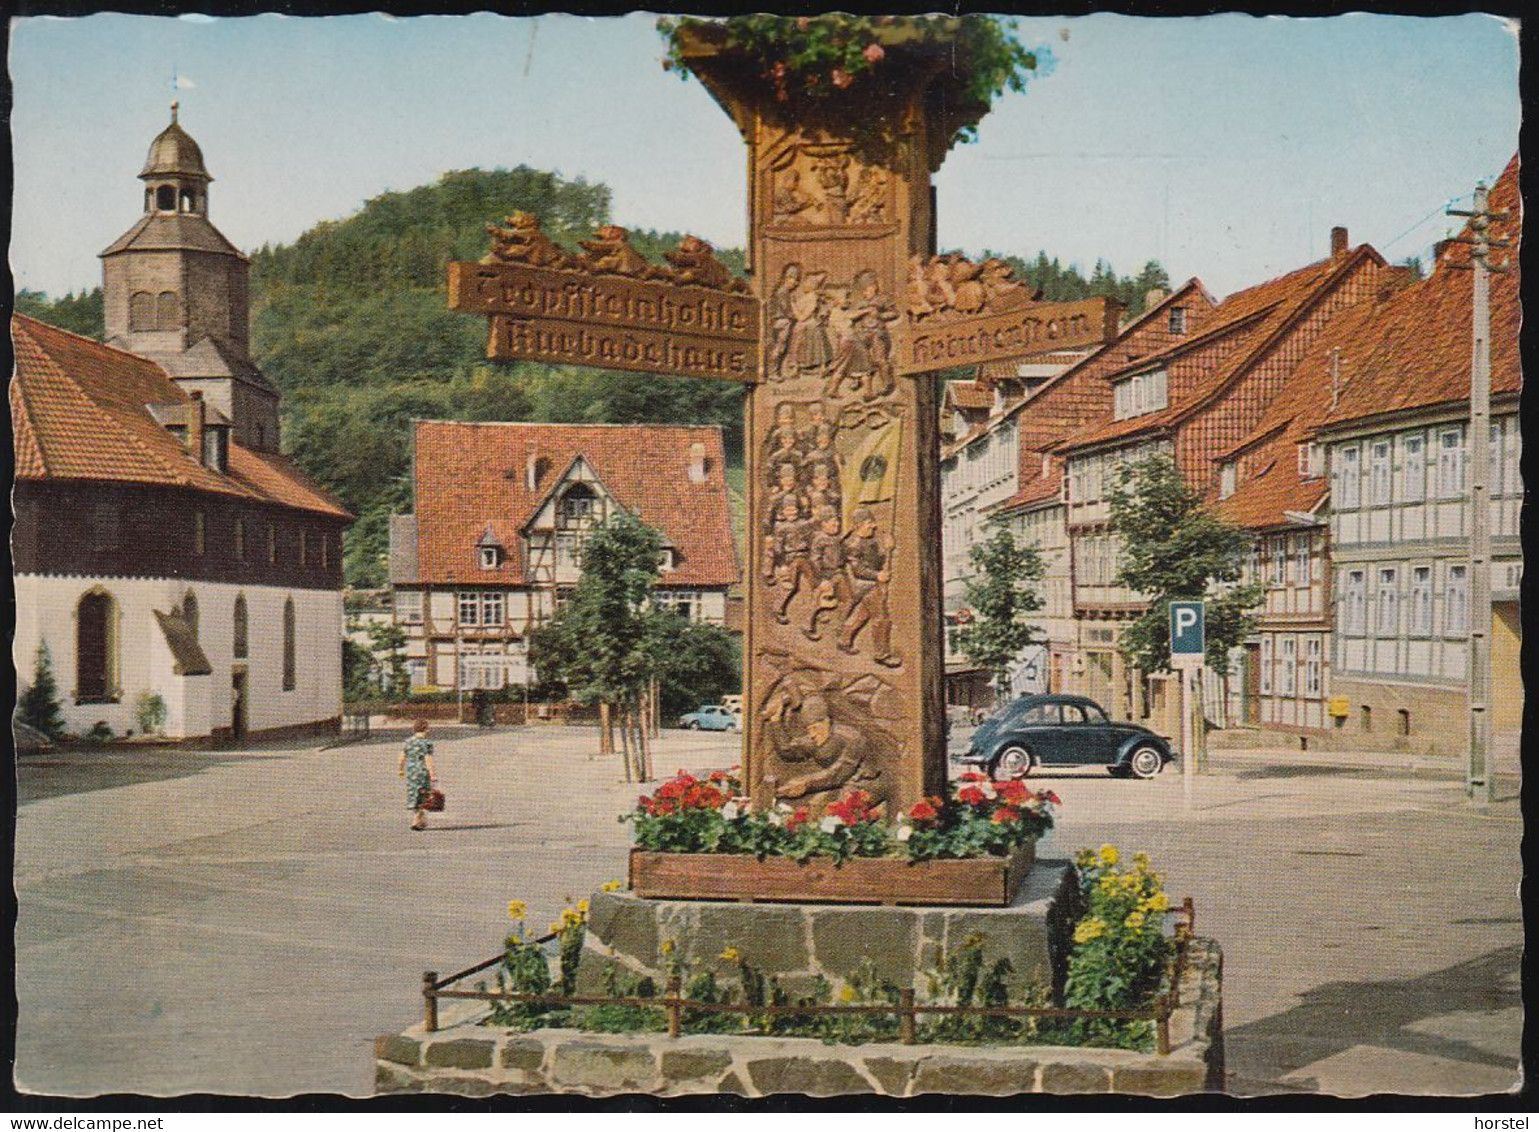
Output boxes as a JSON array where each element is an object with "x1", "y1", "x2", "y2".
[{"x1": 398, "y1": 718, "x2": 438, "y2": 831}]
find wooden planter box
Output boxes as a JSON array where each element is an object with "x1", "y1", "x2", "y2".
[{"x1": 628, "y1": 841, "x2": 1036, "y2": 907}]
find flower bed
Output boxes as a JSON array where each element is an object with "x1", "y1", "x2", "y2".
[{"x1": 622, "y1": 769, "x2": 1057, "y2": 905}]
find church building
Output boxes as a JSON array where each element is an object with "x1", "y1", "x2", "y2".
[{"x1": 11, "y1": 106, "x2": 351, "y2": 743}]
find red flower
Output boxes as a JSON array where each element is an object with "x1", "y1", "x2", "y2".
[
  {"x1": 995, "y1": 779, "x2": 1029, "y2": 805},
  {"x1": 830, "y1": 68, "x2": 852, "y2": 89},
  {"x1": 908, "y1": 800, "x2": 938, "y2": 822},
  {"x1": 959, "y1": 770, "x2": 988, "y2": 783},
  {"x1": 827, "y1": 789, "x2": 879, "y2": 825},
  {"x1": 957, "y1": 785, "x2": 988, "y2": 806},
  {"x1": 1039, "y1": 790, "x2": 1062, "y2": 806},
  {"x1": 786, "y1": 807, "x2": 812, "y2": 830},
  {"x1": 990, "y1": 807, "x2": 1020, "y2": 825},
  {"x1": 862, "y1": 43, "x2": 885, "y2": 64}
]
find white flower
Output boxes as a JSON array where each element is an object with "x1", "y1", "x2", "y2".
[
  {"x1": 980, "y1": 781, "x2": 997, "y2": 800},
  {"x1": 721, "y1": 802, "x2": 741, "y2": 821},
  {"x1": 819, "y1": 815, "x2": 843, "y2": 834},
  {"x1": 896, "y1": 825, "x2": 913, "y2": 842},
  {"x1": 767, "y1": 811, "x2": 783, "y2": 827}
]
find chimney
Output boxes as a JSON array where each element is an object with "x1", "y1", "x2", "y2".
[
  {"x1": 1330, "y1": 226, "x2": 1349, "y2": 257},
  {"x1": 186, "y1": 392, "x2": 206, "y2": 466},
  {"x1": 688, "y1": 441, "x2": 708, "y2": 484},
  {"x1": 526, "y1": 452, "x2": 541, "y2": 492},
  {"x1": 1144, "y1": 287, "x2": 1168, "y2": 310}
]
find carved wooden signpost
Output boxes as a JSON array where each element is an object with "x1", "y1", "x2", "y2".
[{"x1": 447, "y1": 24, "x2": 1120, "y2": 820}]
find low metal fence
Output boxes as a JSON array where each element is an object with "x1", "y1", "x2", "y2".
[{"x1": 419, "y1": 897, "x2": 1196, "y2": 1055}]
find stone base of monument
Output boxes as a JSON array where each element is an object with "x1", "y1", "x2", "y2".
[
  {"x1": 577, "y1": 858, "x2": 1081, "y2": 999},
  {"x1": 373, "y1": 938, "x2": 1224, "y2": 1098}
]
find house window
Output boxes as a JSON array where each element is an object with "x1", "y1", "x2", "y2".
[
  {"x1": 407, "y1": 659, "x2": 427, "y2": 689},
  {"x1": 481, "y1": 591, "x2": 505, "y2": 627},
  {"x1": 1219, "y1": 461, "x2": 1236, "y2": 500},
  {"x1": 76, "y1": 590, "x2": 118, "y2": 703},
  {"x1": 1112, "y1": 370, "x2": 1169, "y2": 421},
  {"x1": 1401, "y1": 433, "x2": 1425, "y2": 502},
  {"x1": 1248, "y1": 545, "x2": 1262, "y2": 583},
  {"x1": 558, "y1": 483, "x2": 598, "y2": 527},
  {"x1": 1271, "y1": 538, "x2": 1287, "y2": 586},
  {"x1": 1305, "y1": 638, "x2": 1323, "y2": 696},
  {"x1": 233, "y1": 595, "x2": 249, "y2": 659},
  {"x1": 1168, "y1": 307, "x2": 1187, "y2": 335},
  {"x1": 202, "y1": 427, "x2": 227, "y2": 472},
  {"x1": 458, "y1": 591, "x2": 481, "y2": 627},
  {"x1": 1260, "y1": 636, "x2": 1273, "y2": 694},
  {"x1": 479, "y1": 546, "x2": 501, "y2": 569},
  {"x1": 658, "y1": 548, "x2": 677, "y2": 572},
  {"x1": 1279, "y1": 636, "x2": 1297, "y2": 695},
  {"x1": 396, "y1": 590, "x2": 423, "y2": 625},
  {"x1": 1298, "y1": 442, "x2": 1323, "y2": 479},
  {"x1": 129, "y1": 291, "x2": 155, "y2": 331},
  {"x1": 1293, "y1": 534, "x2": 1310, "y2": 586},
  {"x1": 1409, "y1": 566, "x2": 1432, "y2": 635},
  {"x1": 1501, "y1": 418, "x2": 1520, "y2": 498},
  {"x1": 1438, "y1": 428, "x2": 1464, "y2": 499},
  {"x1": 1445, "y1": 565, "x2": 1469, "y2": 636},
  {"x1": 1343, "y1": 570, "x2": 1367, "y2": 635},
  {"x1": 282, "y1": 598, "x2": 296, "y2": 690},
  {"x1": 1369, "y1": 440, "x2": 1391, "y2": 505},
  {"x1": 1489, "y1": 421, "x2": 1504, "y2": 497},
  {"x1": 193, "y1": 510, "x2": 206, "y2": 556},
  {"x1": 1337, "y1": 445, "x2": 1360, "y2": 510},
  {"x1": 658, "y1": 591, "x2": 701, "y2": 621},
  {"x1": 234, "y1": 519, "x2": 246, "y2": 561},
  {"x1": 1375, "y1": 568, "x2": 1398, "y2": 636}
]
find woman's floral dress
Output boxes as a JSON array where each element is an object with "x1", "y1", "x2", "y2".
[{"x1": 404, "y1": 735, "x2": 432, "y2": 809}]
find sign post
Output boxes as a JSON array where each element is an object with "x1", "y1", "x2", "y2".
[{"x1": 1170, "y1": 601, "x2": 1206, "y2": 812}]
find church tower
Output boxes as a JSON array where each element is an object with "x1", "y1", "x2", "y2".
[{"x1": 101, "y1": 103, "x2": 281, "y2": 452}]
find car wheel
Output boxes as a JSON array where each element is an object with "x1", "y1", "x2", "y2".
[
  {"x1": 992, "y1": 745, "x2": 1033, "y2": 781},
  {"x1": 1127, "y1": 745, "x2": 1164, "y2": 779},
  {"x1": 686, "y1": 721, "x2": 700, "y2": 730}
]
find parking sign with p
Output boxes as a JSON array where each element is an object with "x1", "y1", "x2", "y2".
[{"x1": 1170, "y1": 600, "x2": 1205, "y2": 669}]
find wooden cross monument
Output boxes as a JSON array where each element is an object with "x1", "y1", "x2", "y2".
[{"x1": 448, "y1": 21, "x2": 1119, "y2": 817}]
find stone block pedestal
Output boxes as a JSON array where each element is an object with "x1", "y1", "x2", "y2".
[{"x1": 578, "y1": 859, "x2": 1082, "y2": 997}]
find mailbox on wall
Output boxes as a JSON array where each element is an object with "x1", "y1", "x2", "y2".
[{"x1": 1327, "y1": 696, "x2": 1350, "y2": 718}]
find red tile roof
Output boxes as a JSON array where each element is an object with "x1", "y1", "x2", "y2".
[
  {"x1": 1320, "y1": 154, "x2": 1520, "y2": 428},
  {"x1": 10, "y1": 314, "x2": 350, "y2": 520},
  {"x1": 1214, "y1": 435, "x2": 1329, "y2": 530},
  {"x1": 1059, "y1": 247, "x2": 1385, "y2": 452},
  {"x1": 411, "y1": 420, "x2": 738, "y2": 588}
]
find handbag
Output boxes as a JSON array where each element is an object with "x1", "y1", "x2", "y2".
[{"x1": 420, "y1": 787, "x2": 445, "y2": 812}]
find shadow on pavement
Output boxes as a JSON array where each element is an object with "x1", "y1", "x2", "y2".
[
  {"x1": 16, "y1": 746, "x2": 298, "y2": 804},
  {"x1": 1223, "y1": 943, "x2": 1522, "y2": 1095}
]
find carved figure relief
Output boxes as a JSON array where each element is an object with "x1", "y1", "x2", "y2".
[
  {"x1": 756, "y1": 667, "x2": 900, "y2": 813},
  {"x1": 577, "y1": 225, "x2": 669, "y2": 280},
  {"x1": 907, "y1": 253, "x2": 1037, "y2": 319},
  {"x1": 663, "y1": 235, "x2": 752, "y2": 294},
  {"x1": 765, "y1": 140, "x2": 892, "y2": 229},
  {"x1": 482, "y1": 211, "x2": 575, "y2": 268}
]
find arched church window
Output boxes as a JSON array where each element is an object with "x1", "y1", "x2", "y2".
[
  {"x1": 156, "y1": 185, "x2": 176, "y2": 211},
  {"x1": 282, "y1": 598, "x2": 296, "y2": 691},
  {"x1": 76, "y1": 590, "x2": 118, "y2": 703},
  {"x1": 179, "y1": 188, "x2": 196, "y2": 212},
  {"x1": 130, "y1": 292, "x2": 156, "y2": 332},
  {"x1": 156, "y1": 291, "x2": 179, "y2": 330},
  {"x1": 233, "y1": 595, "x2": 249, "y2": 659}
]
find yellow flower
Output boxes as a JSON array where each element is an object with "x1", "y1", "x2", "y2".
[
  {"x1": 720, "y1": 946, "x2": 741, "y2": 963},
  {"x1": 1074, "y1": 848, "x2": 1097, "y2": 869},
  {"x1": 506, "y1": 900, "x2": 528, "y2": 921},
  {"x1": 562, "y1": 908, "x2": 582, "y2": 927},
  {"x1": 1132, "y1": 851, "x2": 1151, "y2": 871},
  {"x1": 577, "y1": 899, "x2": 590, "y2": 915},
  {"x1": 1143, "y1": 892, "x2": 1170, "y2": 914},
  {"x1": 661, "y1": 939, "x2": 676, "y2": 956},
  {"x1": 837, "y1": 985, "x2": 857, "y2": 1003},
  {"x1": 1124, "y1": 911, "x2": 1146, "y2": 930},
  {"x1": 1073, "y1": 917, "x2": 1107, "y2": 945},
  {"x1": 602, "y1": 880, "x2": 623, "y2": 893},
  {"x1": 1098, "y1": 844, "x2": 1120, "y2": 868},
  {"x1": 548, "y1": 921, "x2": 563, "y2": 935}
]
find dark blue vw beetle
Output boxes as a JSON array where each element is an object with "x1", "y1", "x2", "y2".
[{"x1": 957, "y1": 694, "x2": 1175, "y2": 780}]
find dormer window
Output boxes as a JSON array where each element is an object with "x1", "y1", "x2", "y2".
[
  {"x1": 1297, "y1": 441, "x2": 1323, "y2": 480},
  {"x1": 1113, "y1": 369, "x2": 1168, "y2": 421},
  {"x1": 1168, "y1": 307, "x2": 1187, "y2": 335},
  {"x1": 479, "y1": 546, "x2": 502, "y2": 569},
  {"x1": 202, "y1": 426, "x2": 228, "y2": 472},
  {"x1": 659, "y1": 547, "x2": 677, "y2": 573},
  {"x1": 558, "y1": 483, "x2": 598, "y2": 527},
  {"x1": 1220, "y1": 461, "x2": 1237, "y2": 499}
]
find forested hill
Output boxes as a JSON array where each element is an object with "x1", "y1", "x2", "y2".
[{"x1": 16, "y1": 165, "x2": 1167, "y2": 587}]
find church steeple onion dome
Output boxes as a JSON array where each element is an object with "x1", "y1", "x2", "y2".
[{"x1": 140, "y1": 102, "x2": 212, "y2": 183}]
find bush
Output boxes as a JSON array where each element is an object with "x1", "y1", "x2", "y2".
[
  {"x1": 134, "y1": 692, "x2": 168, "y2": 736},
  {"x1": 17, "y1": 642, "x2": 67, "y2": 739}
]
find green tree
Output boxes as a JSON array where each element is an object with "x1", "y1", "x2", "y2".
[
  {"x1": 528, "y1": 511, "x2": 665, "y2": 781},
  {"x1": 17, "y1": 641, "x2": 67, "y2": 739},
  {"x1": 954, "y1": 526, "x2": 1046, "y2": 697},
  {"x1": 1106, "y1": 455, "x2": 1264, "y2": 674},
  {"x1": 366, "y1": 621, "x2": 412, "y2": 701},
  {"x1": 342, "y1": 639, "x2": 376, "y2": 703},
  {"x1": 641, "y1": 609, "x2": 742, "y2": 721}
]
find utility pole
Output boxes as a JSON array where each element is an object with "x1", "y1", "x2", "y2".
[{"x1": 1447, "y1": 182, "x2": 1508, "y2": 804}]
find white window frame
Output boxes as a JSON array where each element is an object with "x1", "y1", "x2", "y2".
[
  {"x1": 479, "y1": 546, "x2": 501, "y2": 569},
  {"x1": 1344, "y1": 570, "x2": 1367, "y2": 636},
  {"x1": 1438, "y1": 428, "x2": 1464, "y2": 499},
  {"x1": 481, "y1": 591, "x2": 505, "y2": 627},
  {"x1": 1409, "y1": 566, "x2": 1432, "y2": 636},
  {"x1": 1370, "y1": 439, "x2": 1392, "y2": 505},
  {"x1": 1375, "y1": 567, "x2": 1398, "y2": 637},
  {"x1": 1401, "y1": 433, "x2": 1425, "y2": 502},
  {"x1": 1260, "y1": 636, "x2": 1273, "y2": 694},
  {"x1": 1279, "y1": 636, "x2": 1297, "y2": 695},
  {"x1": 395, "y1": 590, "x2": 424, "y2": 625},
  {"x1": 1489, "y1": 421, "x2": 1504, "y2": 498},
  {"x1": 1305, "y1": 638, "x2": 1323, "y2": 697},
  {"x1": 1338, "y1": 445, "x2": 1361, "y2": 510},
  {"x1": 1445, "y1": 564, "x2": 1469, "y2": 636},
  {"x1": 1271, "y1": 538, "x2": 1287, "y2": 586},
  {"x1": 458, "y1": 591, "x2": 480, "y2": 627},
  {"x1": 1220, "y1": 462, "x2": 1236, "y2": 499},
  {"x1": 1293, "y1": 534, "x2": 1311, "y2": 587}
]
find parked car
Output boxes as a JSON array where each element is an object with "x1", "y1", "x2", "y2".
[
  {"x1": 680, "y1": 705, "x2": 740, "y2": 732},
  {"x1": 956, "y1": 694, "x2": 1174, "y2": 780}
]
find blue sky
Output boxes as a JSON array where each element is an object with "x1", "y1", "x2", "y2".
[{"x1": 9, "y1": 12, "x2": 1520, "y2": 301}]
